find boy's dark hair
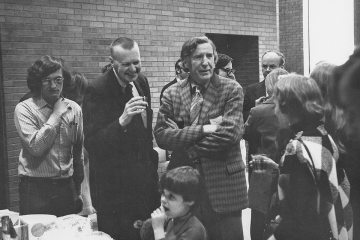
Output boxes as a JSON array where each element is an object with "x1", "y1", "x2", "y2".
[{"x1": 159, "y1": 166, "x2": 204, "y2": 209}]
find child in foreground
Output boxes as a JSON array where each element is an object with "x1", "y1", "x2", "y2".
[{"x1": 151, "y1": 166, "x2": 207, "y2": 240}]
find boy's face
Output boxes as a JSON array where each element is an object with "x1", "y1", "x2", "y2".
[{"x1": 161, "y1": 189, "x2": 194, "y2": 219}]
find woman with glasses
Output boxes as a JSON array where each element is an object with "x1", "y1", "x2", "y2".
[
  {"x1": 214, "y1": 53, "x2": 236, "y2": 80},
  {"x1": 14, "y1": 55, "x2": 84, "y2": 217}
]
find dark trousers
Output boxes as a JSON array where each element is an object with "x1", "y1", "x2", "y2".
[
  {"x1": 19, "y1": 176, "x2": 75, "y2": 217},
  {"x1": 250, "y1": 209, "x2": 267, "y2": 240},
  {"x1": 196, "y1": 193, "x2": 244, "y2": 240}
]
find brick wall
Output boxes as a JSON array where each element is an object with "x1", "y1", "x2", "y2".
[
  {"x1": 279, "y1": 0, "x2": 304, "y2": 74},
  {"x1": 0, "y1": 0, "x2": 278, "y2": 211}
]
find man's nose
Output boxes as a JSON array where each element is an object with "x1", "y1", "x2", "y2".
[
  {"x1": 129, "y1": 64, "x2": 136, "y2": 72},
  {"x1": 266, "y1": 66, "x2": 271, "y2": 71},
  {"x1": 49, "y1": 80, "x2": 57, "y2": 88}
]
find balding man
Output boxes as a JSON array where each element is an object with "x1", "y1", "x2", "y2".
[
  {"x1": 243, "y1": 50, "x2": 285, "y2": 122},
  {"x1": 83, "y1": 37, "x2": 159, "y2": 240}
]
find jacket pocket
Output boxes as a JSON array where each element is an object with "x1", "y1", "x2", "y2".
[{"x1": 226, "y1": 161, "x2": 245, "y2": 174}]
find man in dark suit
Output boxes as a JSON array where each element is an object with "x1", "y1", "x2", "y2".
[
  {"x1": 154, "y1": 36, "x2": 248, "y2": 240},
  {"x1": 83, "y1": 37, "x2": 159, "y2": 240},
  {"x1": 159, "y1": 59, "x2": 188, "y2": 105},
  {"x1": 243, "y1": 50, "x2": 286, "y2": 122}
]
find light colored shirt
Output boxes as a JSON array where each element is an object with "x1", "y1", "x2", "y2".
[
  {"x1": 113, "y1": 68, "x2": 147, "y2": 128},
  {"x1": 14, "y1": 97, "x2": 84, "y2": 184}
]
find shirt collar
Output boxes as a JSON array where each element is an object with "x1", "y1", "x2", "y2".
[
  {"x1": 34, "y1": 95, "x2": 53, "y2": 110},
  {"x1": 189, "y1": 77, "x2": 210, "y2": 94},
  {"x1": 172, "y1": 212, "x2": 193, "y2": 234}
]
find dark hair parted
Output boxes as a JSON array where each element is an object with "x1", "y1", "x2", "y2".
[
  {"x1": 63, "y1": 71, "x2": 88, "y2": 106},
  {"x1": 26, "y1": 55, "x2": 71, "y2": 95},
  {"x1": 159, "y1": 166, "x2": 204, "y2": 209},
  {"x1": 273, "y1": 74, "x2": 324, "y2": 126},
  {"x1": 180, "y1": 36, "x2": 218, "y2": 72},
  {"x1": 214, "y1": 53, "x2": 233, "y2": 74},
  {"x1": 110, "y1": 37, "x2": 136, "y2": 57},
  {"x1": 262, "y1": 50, "x2": 286, "y2": 67}
]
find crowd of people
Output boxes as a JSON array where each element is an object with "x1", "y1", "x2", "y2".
[{"x1": 13, "y1": 35, "x2": 360, "y2": 240}]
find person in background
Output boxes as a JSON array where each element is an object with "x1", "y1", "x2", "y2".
[
  {"x1": 160, "y1": 59, "x2": 188, "y2": 105},
  {"x1": 244, "y1": 68, "x2": 289, "y2": 240},
  {"x1": 332, "y1": 49, "x2": 360, "y2": 239},
  {"x1": 258, "y1": 74, "x2": 352, "y2": 240},
  {"x1": 243, "y1": 50, "x2": 286, "y2": 122},
  {"x1": 214, "y1": 53, "x2": 236, "y2": 80},
  {"x1": 155, "y1": 36, "x2": 247, "y2": 240},
  {"x1": 64, "y1": 71, "x2": 96, "y2": 217},
  {"x1": 101, "y1": 63, "x2": 113, "y2": 74},
  {"x1": 83, "y1": 37, "x2": 159, "y2": 240},
  {"x1": 14, "y1": 55, "x2": 84, "y2": 217},
  {"x1": 151, "y1": 166, "x2": 207, "y2": 240}
]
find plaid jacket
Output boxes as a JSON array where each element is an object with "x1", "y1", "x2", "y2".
[{"x1": 154, "y1": 74, "x2": 248, "y2": 213}]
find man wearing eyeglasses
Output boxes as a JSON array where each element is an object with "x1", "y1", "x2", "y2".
[
  {"x1": 243, "y1": 50, "x2": 286, "y2": 122},
  {"x1": 214, "y1": 53, "x2": 236, "y2": 80},
  {"x1": 14, "y1": 55, "x2": 84, "y2": 217}
]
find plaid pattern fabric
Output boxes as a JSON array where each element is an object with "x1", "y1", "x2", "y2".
[
  {"x1": 190, "y1": 86, "x2": 203, "y2": 126},
  {"x1": 154, "y1": 74, "x2": 248, "y2": 213},
  {"x1": 276, "y1": 125, "x2": 353, "y2": 240}
]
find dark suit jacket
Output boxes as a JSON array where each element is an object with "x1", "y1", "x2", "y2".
[
  {"x1": 243, "y1": 98, "x2": 280, "y2": 164},
  {"x1": 160, "y1": 78, "x2": 178, "y2": 105},
  {"x1": 154, "y1": 74, "x2": 248, "y2": 214},
  {"x1": 83, "y1": 70, "x2": 159, "y2": 215},
  {"x1": 243, "y1": 80, "x2": 266, "y2": 122}
]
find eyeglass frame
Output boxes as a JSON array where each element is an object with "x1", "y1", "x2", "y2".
[
  {"x1": 41, "y1": 77, "x2": 64, "y2": 86},
  {"x1": 220, "y1": 68, "x2": 236, "y2": 76}
]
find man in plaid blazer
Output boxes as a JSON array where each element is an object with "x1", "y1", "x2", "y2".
[{"x1": 154, "y1": 36, "x2": 248, "y2": 240}]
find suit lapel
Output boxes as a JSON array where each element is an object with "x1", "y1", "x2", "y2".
[
  {"x1": 180, "y1": 78, "x2": 192, "y2": 121},
  {"x1": 255, "y1": 80, "x2": 266, "y2": 99},
  {"x1": 107, "y1": 70, "x2": 126, "y2": 108}
]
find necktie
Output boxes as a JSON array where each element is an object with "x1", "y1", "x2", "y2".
[
  {"x1": 125, "y1": 84, "x2": 133, "y2": 102},
  {"x1": 190, "y1": 86, "x2": 203, "y2": 126}
]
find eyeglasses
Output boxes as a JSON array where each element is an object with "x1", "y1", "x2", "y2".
[
  {"x1": 42, "y1": 77, "x2": 64, "y2": 86},
  {"x1": 220, "y1": 68, "x2": 236, "y2": 76}
]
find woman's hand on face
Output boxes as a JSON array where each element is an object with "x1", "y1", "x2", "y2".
[{"x1": 151, "y1": 205, "x2": 167, "y2": 230}]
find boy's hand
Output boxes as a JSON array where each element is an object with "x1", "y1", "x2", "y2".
[{"x1": 151, "y1": 206, "x2": 166, "y2": 239}]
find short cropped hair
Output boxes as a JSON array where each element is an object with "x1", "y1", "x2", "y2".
[
  {"x1": 273, "y1": 74, "x2": 324, "y2": 126},
  {"x1": 26, "y1": 55, "x2": 71, "y2": 95},
  {"x1": 175, "y1": 59, "x2": 182, "y2": 75},
  {"x1": 214, "y1": 53, "x2": 233, "y2": 74},
  {"x1": 159, "y1": 166, "x2": 204, "y2": 209},
  {"x1": 265, "y1": 68, "x2": 289, "y2": 96},
  {"x1": 180, "y1": 36, "x2": 218, "y2": 72},
  {"x1": 110, "y1": 37, "x2": 136, "y2": 57},
  {"x1": 262, "y1": 50, "x2": 286, "y2": 67}
]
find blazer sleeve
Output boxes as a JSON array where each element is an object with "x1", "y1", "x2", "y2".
[{"x1": 154, "y1": 87, "x2": 204, "y2": 151}]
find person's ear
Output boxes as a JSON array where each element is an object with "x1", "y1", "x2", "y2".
[{"x1": 185, "y1": 201, "x2": 194, "y2": 207}]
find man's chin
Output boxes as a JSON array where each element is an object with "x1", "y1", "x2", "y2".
[{"x1": 125, "y1": 74, "x2": 138, "y2": 82}]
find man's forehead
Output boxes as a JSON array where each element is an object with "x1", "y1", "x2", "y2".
[
  {"x1": 112, "y1": 44, "x2": 140, "y2": 61},
  {"x1": 263, "y1": 52, "x2": 280, "y2": 63},
  {"x1": 193, "y1": 42, "x2": 213, "y2": 54}
]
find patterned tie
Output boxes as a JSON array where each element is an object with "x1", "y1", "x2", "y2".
[{"x1": 190, "y1": 86, "x2": 203, "y2": 126}]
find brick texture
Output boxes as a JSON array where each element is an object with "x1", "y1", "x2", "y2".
[
  {"x1": 279, "y1": 0, "x2": 304, "y2": 74},
  {"x1": 0, "y1": 0, "x2": 278, "y2": 211}
]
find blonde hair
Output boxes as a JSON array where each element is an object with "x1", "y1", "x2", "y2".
[{"x1": 265, "y1": 68, "x2": 289, "y2": 96}]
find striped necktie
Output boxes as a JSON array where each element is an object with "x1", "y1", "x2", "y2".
[{"x1": 190, "y1": 86, "x2": 203, "y2": 126}]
